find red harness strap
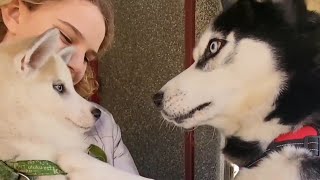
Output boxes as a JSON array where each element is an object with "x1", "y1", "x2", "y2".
[
  {"x1": 244, "y1": 125, "x2": 320, "y2": 168},
  {"x1": 275, "y1": 126, "x2": 318, "y2": 142}
]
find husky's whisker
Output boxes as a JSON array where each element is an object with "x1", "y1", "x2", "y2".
[{"x1": 159, "y1": 118, "x2": 166, "y2": 130}]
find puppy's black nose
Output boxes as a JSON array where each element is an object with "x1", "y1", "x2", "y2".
[
  {"x1": 91, "y1": 108, "x2": 101, "y2": 120},
  {"x1": 153, "y1": 91, "x2": 164, "y2": 108}
]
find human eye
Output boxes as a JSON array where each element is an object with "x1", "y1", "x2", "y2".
[{"x1": 59, "y1": 30, "x2": 72, "y2": 45}]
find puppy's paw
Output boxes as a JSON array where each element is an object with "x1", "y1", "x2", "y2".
[
  {"x1": 56, "y1": 151, "x2": 99, "y2": 180},
  {"x1": 64, "y1": 169, "x2": 153, "y2": 180},
  {"x1": 65, "y1": 172, "x2": 94, "y2": 180},
  {"x1": 57, "y1": 151, "x2": 153, "y2": 180},
  {"x1": 56, "y1": 151, "x2": 90, "y2": 172},
  {"x1": 36, "y1": 175, "x2": 67, "y2": 180},
  {"x1": 0, "y1": 142, "x2": 19, "y2": 160}
]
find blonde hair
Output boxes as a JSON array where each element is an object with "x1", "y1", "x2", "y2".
[{"x1": 0, "y1": 0, "x2": 115, "y2": 99}]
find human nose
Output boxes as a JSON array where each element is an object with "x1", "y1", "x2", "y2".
[{"x1": 67, "y1": 52, "x2": 86, "y2": 85}]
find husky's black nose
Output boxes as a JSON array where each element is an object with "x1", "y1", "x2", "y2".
[
  {"x1": 91, "y1": 108, "x2": 101, "y2": 120},
  {"x1": 153, "y1": 91, "x2": 164, "y2": 108}
]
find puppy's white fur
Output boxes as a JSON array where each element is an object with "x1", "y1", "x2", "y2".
[{"x1": 0, "y1": 29, "x2": 151, "y2": 180}]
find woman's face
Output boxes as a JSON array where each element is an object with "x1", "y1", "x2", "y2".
[{"x1": 1, "y1": 0, "x2": 105, "y2": 84}]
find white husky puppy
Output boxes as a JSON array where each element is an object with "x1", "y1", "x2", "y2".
[{"x1": 0, "y1": 28, "x2": 151, "y2": 180}]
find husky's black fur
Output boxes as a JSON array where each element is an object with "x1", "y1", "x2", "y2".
[{"x1": 212, "y1": 0, "x2": 320, "y2": 177}]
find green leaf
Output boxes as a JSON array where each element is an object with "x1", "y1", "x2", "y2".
[{"x1": 87, "y1": 144, "x2": 108, "y2": 163}]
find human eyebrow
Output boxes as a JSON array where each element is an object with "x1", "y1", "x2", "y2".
[{"x1": 58, "y1": 19, "x2": 85, "y2": 40}]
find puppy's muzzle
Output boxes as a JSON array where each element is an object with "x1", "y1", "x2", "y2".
[{"x1": 91, "y1": 108, "x2": 101, "y2": 120}]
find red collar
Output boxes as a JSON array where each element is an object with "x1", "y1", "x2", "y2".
[{"x1": 274, "y1": 126, "x2": 319, "y2": 143}]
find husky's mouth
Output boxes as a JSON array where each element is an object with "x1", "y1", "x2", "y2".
[{"x1": 162, "y1": 102, "x2": 212, "y2": 123}]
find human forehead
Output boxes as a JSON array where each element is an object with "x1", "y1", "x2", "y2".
[{"x1": 38, "y1": 0, "x2": 106, "y2": 52}]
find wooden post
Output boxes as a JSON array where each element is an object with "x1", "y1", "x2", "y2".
[{"x1": 185, "y1": 0, "x2": 196, "y2": 179}]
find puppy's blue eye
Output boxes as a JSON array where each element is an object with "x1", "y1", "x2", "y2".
[{"x1": 53, "y1": 84, "x2": 65, "y2": 94}]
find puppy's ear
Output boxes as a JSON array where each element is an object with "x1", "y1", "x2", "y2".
[
  {"x1": 57, "y1": 46, "x2": 75, "y2": 64},
  {"x1": 19, "y1": 28, "x2": 60, "y2": 74}
]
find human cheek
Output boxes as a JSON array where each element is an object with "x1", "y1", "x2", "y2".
[{"x1": 70, "y1": 61, "x2": 87, "y2": 85}]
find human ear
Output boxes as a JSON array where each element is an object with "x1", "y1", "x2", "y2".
[{"x1": 1, "y1": 0, "x2": 24, "y2": 35}]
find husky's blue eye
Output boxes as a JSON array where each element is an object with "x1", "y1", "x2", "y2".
[
  {"x1": 196, "y1": 38, "x2": 227, "y2": 69},
  {"x1": 209, "y1": 40, "x2": 221, "y2": 54},
  {"x1": 53, "y1": 84, "x2": 65, "y2": 94}
]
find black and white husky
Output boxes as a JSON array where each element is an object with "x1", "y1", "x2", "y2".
[{"x1": 153, "y1": 0, "x2": 320, "y2": 179}]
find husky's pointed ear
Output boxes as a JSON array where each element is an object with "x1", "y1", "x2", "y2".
[
  {"x1": 20, "y1": 28, "x2": 60, "y2": 73},
  {"x1": 57, "y1": 46, "x2": 75, "y2": 64},
  {"x1": 272, "y1": 0, "x2": 308, "y2": 27},
  {"x1": 221, "y1": 0, "x2": 238, "y2": 10}
]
